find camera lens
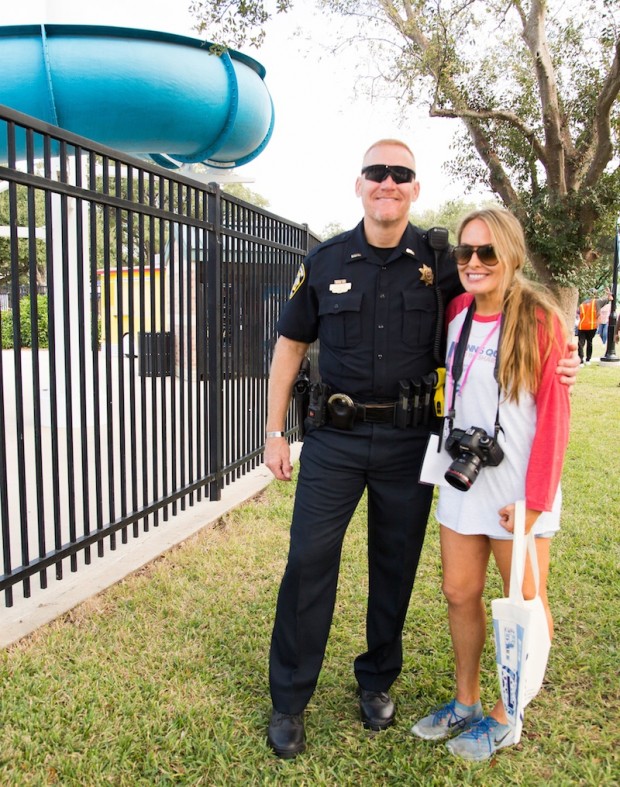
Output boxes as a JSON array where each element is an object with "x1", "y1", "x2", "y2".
[{"x1": 444, "y1": 453, "x2": 483, "y2": 491}]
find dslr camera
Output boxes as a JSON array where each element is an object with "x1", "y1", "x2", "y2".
[{"x1": 444, "y1": 426, "x2": 504, "y2": 491}]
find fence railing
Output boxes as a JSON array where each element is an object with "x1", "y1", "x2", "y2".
[{"x1": 0, "y1": 104, "x2": 320, "y2": 608}]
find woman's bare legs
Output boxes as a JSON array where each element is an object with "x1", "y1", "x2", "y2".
[{"x1": 440, "y1": 526, "x2": 492, "y2": 705}]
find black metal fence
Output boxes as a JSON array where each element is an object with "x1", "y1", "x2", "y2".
[{"x1": 0, "y1": 105, "x2": 320, "y2": 608}]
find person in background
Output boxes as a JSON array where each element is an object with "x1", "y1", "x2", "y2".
[
  {"x1": 597, "y1": 291, "x2": 612, "y2": 345},
  {"x1": 263, "y1": 141, "x2": 580, "y2": 759},
  {"x1": 577, "y1": 293, "x2": 601, "y2": 364},
  {"x1": 411, "y1": 207, "x2": 570, "y2": 761}
]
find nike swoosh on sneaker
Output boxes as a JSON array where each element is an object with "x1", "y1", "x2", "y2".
[{"x1": 493, "y1": 729, "x2": 512, "y2": 746}]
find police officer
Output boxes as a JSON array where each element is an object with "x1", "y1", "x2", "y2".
[
  {"x1": 263, "y1": 138, "x2": 458, "y2": 758},
  {"x1": 263, "y1": 139, "x2": 578, "y2": 758}
]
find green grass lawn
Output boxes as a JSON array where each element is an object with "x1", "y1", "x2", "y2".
[{"x1": 1, "y1": 364, "x2": 619, "y2": 785}]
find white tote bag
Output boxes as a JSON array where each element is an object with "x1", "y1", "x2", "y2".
[{"x1": 491, "y1": 500, "x2": 551, "y2": 744}]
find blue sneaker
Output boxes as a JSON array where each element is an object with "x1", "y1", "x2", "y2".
[
  {"x1": 411, "y1": 699, "x2": 483, "y2": 740},
  {"x1": 446, "y1": 716, "x2": 515, "y2": 761}
]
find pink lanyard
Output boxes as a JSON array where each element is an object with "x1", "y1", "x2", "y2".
[
  {"x1": 444, "y1": 304, "x2": 503, "y2": 449},
  {"x1": 452, "y1": 316, "x2": 502, "y2": 397}
]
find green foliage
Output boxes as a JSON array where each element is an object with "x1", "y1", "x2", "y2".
[
  {"x1": 519, "y1": 177, "x2": 619, "y2": 290},
  {"x1": 1, "y1": 295, "x2": 48, "y2": 349},
  {"x1": 320, "y1": 221, "x2": 346, "y2": 240},
  {"x1": 412, "y1": 197, "x2": 500, "y2": 244},
  {"x1": 0, "y1": 185, "x2": 47, "y2": 286},
  {"x1": 222, "y1": 181, "x2": 270, "y2": 208},
  {"x1": 189, "y1": 0, "x2": 293, "y2": 49},
  {"x1": 0, "y1": 309, "x2": 11, "y2": 349}
]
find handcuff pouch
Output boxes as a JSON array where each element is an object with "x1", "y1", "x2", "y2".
[{"x1": 327, "y1": 393, "x2": 356, "y2": 430}]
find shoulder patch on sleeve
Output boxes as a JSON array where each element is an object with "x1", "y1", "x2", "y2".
[{"x1": 289, "y1": 263, "x2": 306, "y2": 299}]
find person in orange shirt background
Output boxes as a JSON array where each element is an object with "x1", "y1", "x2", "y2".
[{"x1": 577, "y1": 294, "x2": 602, "y2": 364}]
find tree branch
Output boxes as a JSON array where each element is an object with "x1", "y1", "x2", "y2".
[
  {"x1": 582, "y1": 36, "x2": 620, "y2": 189},
  {"x1": 430, "y1": 104, "x2": 546, "y2": 163},
  {"x1": 520, "y1": 0, "x2": 574, "y2": 196},
  {"x1": 461, "y1": 117, "x2": 521, "y2": 210},
  {"x1": 377, "y1": 0, "x2": 428, "y2": 52}
]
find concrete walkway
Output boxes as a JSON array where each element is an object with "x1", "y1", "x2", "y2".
[{"x1": 0, "y1": 444, "x2": 301, "y2": 649}]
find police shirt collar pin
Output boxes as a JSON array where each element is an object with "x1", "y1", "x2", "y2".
[
  {"x1": 350, "y1": 252, "x2": 363, "y2": 259},
  {"x1": 405, "y1": 248, "x2": 416, "y2": 256}
]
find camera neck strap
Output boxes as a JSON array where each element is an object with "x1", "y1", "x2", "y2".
[{"x1": 447, "y1": 301, "x2": 503, "y2": 440}]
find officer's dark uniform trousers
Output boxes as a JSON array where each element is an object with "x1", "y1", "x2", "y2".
[{"x1": 269, "y1": 420, "x2": 433, "y2": 714}]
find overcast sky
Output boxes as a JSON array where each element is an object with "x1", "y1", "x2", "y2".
[{"x1": 1, "y1": 1, "x2": 473, "y2": 233}]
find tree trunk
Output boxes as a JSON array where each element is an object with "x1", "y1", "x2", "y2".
[{"x1": 552, "y1": 285, "x2": 579, "y2": 335}]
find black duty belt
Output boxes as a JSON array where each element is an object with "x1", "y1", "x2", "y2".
[
  {"x1": 326, "y1": 392, "x2": 399, "y2": 429},
  {"x1": 308, "y1": 382, "x2": 438, "y2": 431},
  {"x1": 354, "y1": 401, "x2": 398, "y2": 424}
]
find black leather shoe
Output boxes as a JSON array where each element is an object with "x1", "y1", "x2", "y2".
[
  {"x1": 358, "y1": 688, "x2": 395, "y2": 731},
  {"x1": 267, "y1": 709, "x2": 306, "y2": 758}
]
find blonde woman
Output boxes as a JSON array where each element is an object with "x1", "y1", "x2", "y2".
[{"x1": 411, "y1": 207, "x2": 571, "y2": 760}]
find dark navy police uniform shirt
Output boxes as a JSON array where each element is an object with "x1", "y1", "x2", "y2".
[{"x1": 277, "y1": 221, "x2": 463, "y2": 401}]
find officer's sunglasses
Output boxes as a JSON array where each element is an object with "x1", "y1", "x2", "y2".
[
  {"x1": 452, "y1": 244, "x2": 499, "y2": 267},
  {"x1": 361, "y1": 164, "x2": 416, "y2": 184}
]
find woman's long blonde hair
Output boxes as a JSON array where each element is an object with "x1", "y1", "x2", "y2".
[{"x1": 457, "y1": 207, "x2": 568, "y2": 403}]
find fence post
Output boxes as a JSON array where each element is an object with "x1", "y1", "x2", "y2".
[{"x1": 207, "y1": 184, "x2": 224, "y2": 501}]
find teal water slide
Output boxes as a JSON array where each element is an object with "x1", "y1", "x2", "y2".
[{"x1": 0, "y1": 24, "x2": 275, "y2": 167}]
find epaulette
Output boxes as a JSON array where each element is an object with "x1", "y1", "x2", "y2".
[{"x1": 306, "y1": 227, "x2": 356, "y2": 259}]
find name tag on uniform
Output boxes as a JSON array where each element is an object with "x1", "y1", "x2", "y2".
[{"x1": 329, "y1": 279, "x2": 352, "y2": 294}]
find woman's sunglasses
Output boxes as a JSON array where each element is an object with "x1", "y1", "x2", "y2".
[
  {"x1": 452, "y1": 244, "x2": 499, "y2": 266},
  {"x1": 361, "y1": 164, "x2": 416, "y2": 184}
]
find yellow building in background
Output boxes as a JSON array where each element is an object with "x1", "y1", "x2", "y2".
[{"x1": 97, "y1": 264, "x2": 168, "y2": 345}]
